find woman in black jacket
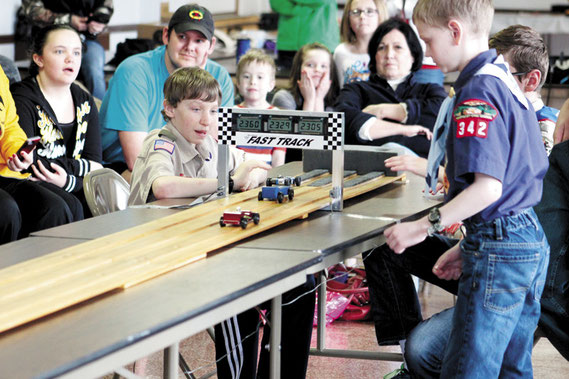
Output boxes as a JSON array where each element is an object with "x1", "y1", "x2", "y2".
[
  {"x1": 11, "y1": 25, "x2": 102, "y2": 217},
  {"x1": 335, "y1": 18, "x2": 447, "y2": 157}
]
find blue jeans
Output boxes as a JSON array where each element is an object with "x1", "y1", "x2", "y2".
[
  {"x1": 406, "y1": 307, "x2": 453, "y2": 378},
  {"x1": 413, "y1": 210, "x2": 549, "y2": 378},
  {"x1": 366, "y1": 210, "x2": 549, "y2": 377},
  {"x1": 81, "y1": 39, "x2": 106, "y2": 100}
]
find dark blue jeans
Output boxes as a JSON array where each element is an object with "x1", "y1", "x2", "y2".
[
  {"x1": 405, "y1": 210, "x2": 550, "y2": 378},
  {"x1": 443, "y1": 210, "x2": 548, "y2": 378},
  {"x1": 534, "y1": 140, "x2": 569, "y2": 360},
  {"x1": 364, "y1": 209, "x2": 549, "y2": 377}
]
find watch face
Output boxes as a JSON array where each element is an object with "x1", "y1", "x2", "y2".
[{"x1": 428, "y1": 208, "x2": 440, "y2": 223}]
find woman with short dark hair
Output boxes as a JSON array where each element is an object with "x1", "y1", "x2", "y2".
[{"x1": 335, "y1": 18, "x2": 447, "y2": 157}]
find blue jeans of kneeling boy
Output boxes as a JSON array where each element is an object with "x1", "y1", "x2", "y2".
[{"x1": 364, "y1": 209, "x2": 549, "y2": 378}]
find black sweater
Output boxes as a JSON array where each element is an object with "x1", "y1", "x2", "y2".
[
  {"x1": 335, "y1": 73, "x2": 447, "y2": 157},
  {"x1": 11, "y1": 77, "x2": 102, "y2": 193}
]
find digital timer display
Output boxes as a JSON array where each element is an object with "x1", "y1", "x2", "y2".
[
  {"x1": 298, "y1": 118, "x2": 324, "y2": 134},
  {"x1": 237, "y1": 115, "x2": 262, "y2": 131},
  {"x1": 267, "y1": 117, "x2": 293, "y2": 133}
]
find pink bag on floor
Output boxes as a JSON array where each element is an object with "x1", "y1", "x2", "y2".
[
  {"x1": 326, "y1": 265, "x2": 371, "y2": 321},
  {"x1": 313, "y1": 291, "x2": 351, "y2": 326},
  {"x1": 313, "y1": 265, "x2": 372, "y2": 325}
]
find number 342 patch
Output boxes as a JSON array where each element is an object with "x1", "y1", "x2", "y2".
[{"x1": 453, "y1": 99, "x2": 498, "y2": 138}]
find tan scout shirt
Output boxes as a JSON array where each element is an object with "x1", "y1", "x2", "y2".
[{"x1": 128, "y1": 122, "x2": 244, "y2": 205}]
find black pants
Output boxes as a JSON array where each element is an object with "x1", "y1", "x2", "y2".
[
  {"x1": 0, "y1": 177, "x2": 82, "y2": 244},
  {"x1": 534, "y1": 141, "x2": 569, "y2": 360},
  {"x1": 215, "y1": 275, "x2": 316, "y2": 379},
  {"x1": 362, "y1": 237, "x2": 459, "y2": 346}
]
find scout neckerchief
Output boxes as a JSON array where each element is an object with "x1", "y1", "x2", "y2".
[{"x1": 424, "y1": 54, "x2": 528, "y2": 193}]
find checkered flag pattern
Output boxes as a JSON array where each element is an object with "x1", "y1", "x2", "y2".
[
  {"x1": 218, "y1": 107, "x2": 235, "y2": 145},
  {"x1": 324, "y1": 112, "x2": 343, "y2": 150}
]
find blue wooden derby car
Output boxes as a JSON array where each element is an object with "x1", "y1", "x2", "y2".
[{"x1": 258, "y1": 186, "x2": 294, "y2": 203}]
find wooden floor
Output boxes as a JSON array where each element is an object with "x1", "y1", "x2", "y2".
[{"x1": 104, "y1": 274, "x2": 569, "y2": 378}]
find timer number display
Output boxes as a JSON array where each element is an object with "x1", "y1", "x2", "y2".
[
  {"x1": 298, "y1": 118, "x2": 324, "y2": 134},
  {"x1": 237, "y1": 115, "x2": 262, "y2": 131},
  {"x1": 267, "y1": 117, "x2": 292, "y2": 133}
]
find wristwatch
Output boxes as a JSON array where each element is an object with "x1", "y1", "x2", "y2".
[{"x1": 427, "y1": 207, "x2": 444, "y2": 236}]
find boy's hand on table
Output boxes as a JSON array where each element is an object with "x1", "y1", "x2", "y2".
[
  {"x1": 384, "y1": 218, "x2": 430, "y2": 254},
  {"x1": 233, "y1": 160, "x2": 271, "y2": 191},
  {"x1": 433, "y1": 244, "x2": 462, "y2": 280},
  {"x1": 384, "y1": 155, "x2": 428, "y2": 177},
  {"x1": 403, "y1": 125, "x2": 432, "y2": 139}
]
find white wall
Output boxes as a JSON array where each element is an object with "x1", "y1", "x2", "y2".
[
  {"x1": 238, "y1": 0, "x2": 272, "y2": 16},
  {"x1": 494, "y1": 0, "x2": 562, "y2": 11},
  {"x1": 167, "y1": 0, "x2": 271, "y2": 16},
  {"x1": 1, "y1": 0, "x2": 21, "y2": 35}
]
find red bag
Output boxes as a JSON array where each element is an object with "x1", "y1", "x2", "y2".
[{"x1": 326, "y1": 265, "x2": 371, "y2": 321}]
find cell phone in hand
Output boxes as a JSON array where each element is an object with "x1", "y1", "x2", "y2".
[{"x1": 17, "y1": 136, "x2": 40, "y2": 158}]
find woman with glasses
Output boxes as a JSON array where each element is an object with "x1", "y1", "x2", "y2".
[
  {"x1": 334, "y1": 0, "x2": 389, "y2": 87},
  {"x1": 335, "y1": 18, "x2": 446, "y2": 157}
]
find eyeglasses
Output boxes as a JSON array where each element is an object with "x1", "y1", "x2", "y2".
[
  {"x1": 511, "y1": 71, "x2": 529, "y2": 78},
  {"x1": 349, "y1": 8, "x2": 379, "y2": 17}
]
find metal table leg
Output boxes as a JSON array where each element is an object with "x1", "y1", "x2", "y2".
[
  {"x1": 269, "y1": 295, "x2": 282, "y2": 379},
  {"x1": 310, "y1": 271, "x2": 403, "y2": 362},
  {"x1": 164, "y1": 343, "x2": 179, "y2": 379}
]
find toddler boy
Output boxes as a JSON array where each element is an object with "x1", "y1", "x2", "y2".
[
  {"x1": 382, "y1": 0, "x2": 550, "y2": 377},
  {"x1": 236, "y1": 49, "x2": 286, "y2": 167},
  {"x1": 128, "y1": 67, "x2": 269, "y2": 205}
]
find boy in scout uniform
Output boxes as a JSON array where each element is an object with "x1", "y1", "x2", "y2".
[
  {"x1": 129, "y1": 66, "x2": 316, "y2": 379},
  {"x1": 128, "y1": 66, "x2": 269, "y2": 205}
]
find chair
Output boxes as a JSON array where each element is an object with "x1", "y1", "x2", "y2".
[
  {"x1": 85, "y1": 168, "x2": 216, "y2": 377},
  {"x1": 83, "y1": 168, "x2": 130, "y2": 216}
]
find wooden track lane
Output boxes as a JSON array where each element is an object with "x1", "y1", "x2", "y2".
[{"x1": 0, "y1": 173, "x2": 404, "y2": 334}]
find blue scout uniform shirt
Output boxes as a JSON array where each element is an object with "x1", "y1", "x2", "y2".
[{"x1": 444, "y1": 50, "x2": 549, "y2": 223}]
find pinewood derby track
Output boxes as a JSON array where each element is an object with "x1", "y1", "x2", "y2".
[{"x1": 0, "y1": 171, "x2": 404, "y2": 334}]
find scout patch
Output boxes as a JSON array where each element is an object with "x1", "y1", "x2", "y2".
[
  {"x1": 453, "y1": 99, "x2": 498, "y2": 139},
  {"x1": 154, "y1": 139, "x2": 175, "y2": 154}
]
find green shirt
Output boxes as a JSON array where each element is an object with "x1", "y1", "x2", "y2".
[{"x1": 270, "y1": 0, "x2": 339, "y2": 52}]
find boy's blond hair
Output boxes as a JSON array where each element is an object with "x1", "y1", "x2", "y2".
[
  {"x1": 489, "y1": 25, "x2": 549, "y2": 91},
  {"x1": 161, "y1": 67, "x2": 222, "y2": 121},
  {"x1": 413, "y1": 0, "x2": 494, "y2": 37},
  {"x1": 340, "y1": 0, "x2": 389, "y2": 43},
  {"x1": 236, "y1": 48, "x2": 276, "y2": 79}
]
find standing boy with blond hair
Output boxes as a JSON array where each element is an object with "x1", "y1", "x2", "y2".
[
  {"x1": 382, "y1": 0, "x2": 549, "y2": 377},
  {"x1": 235, "y1": 49, "x2": 286, "y2": 167}
]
